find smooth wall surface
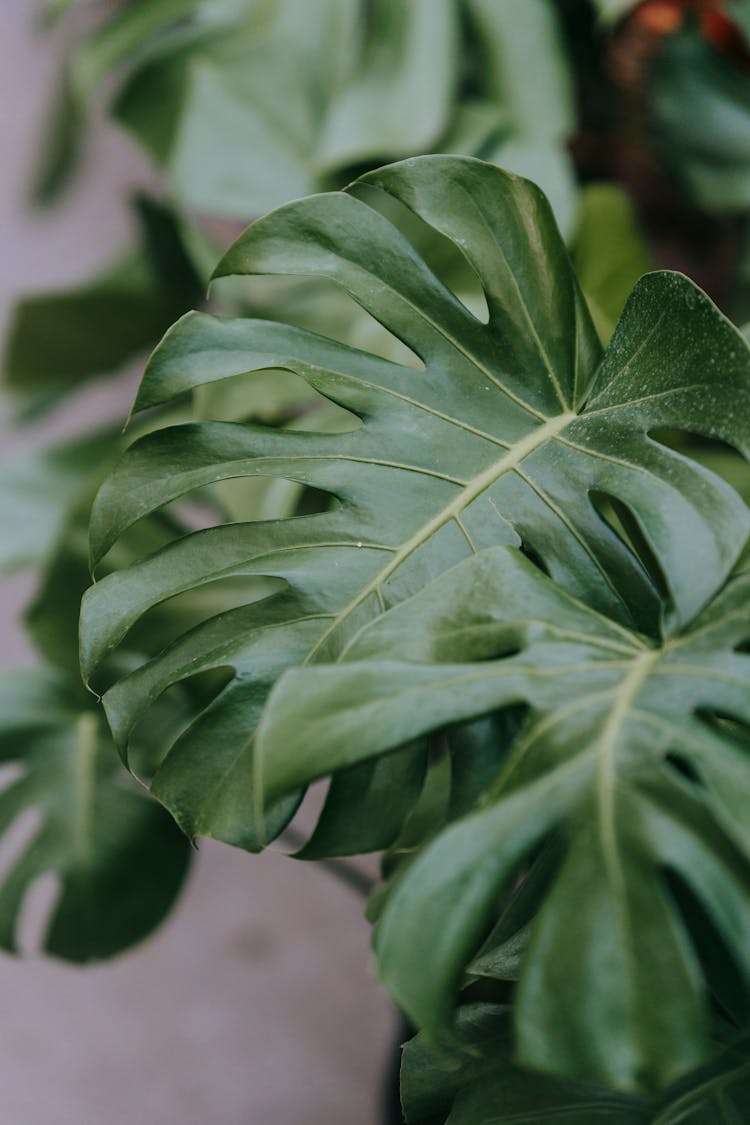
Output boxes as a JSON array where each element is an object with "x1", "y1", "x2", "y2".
[{"x1": 0, "y1": 4, "x2": 395, "y2": 1121}]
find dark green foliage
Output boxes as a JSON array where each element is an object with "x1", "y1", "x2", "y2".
[
  {"x1": 84, "y1": 156, "x2": 750, "y2": 1094},
  {"x1": 5, "y1": 199, "x2": 202, "y2": 417},
  {"x1": 0, "y1": 669, "x2": 190, "y2": 962}
]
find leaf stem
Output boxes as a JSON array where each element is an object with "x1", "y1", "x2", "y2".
[{"x1": 280, "y1": 825, "x2": 376, "y2": 898}]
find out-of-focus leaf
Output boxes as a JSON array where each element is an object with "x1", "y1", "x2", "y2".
[
  {"x1": 40, "y1": 0, "x2": 90, "y2": 24},
  {"x1": 4, "y1": 198, "x2": 203, "y2": 416},
  {"x1": 70, "y1": 0, "x2": 202, "y2": 98},
  {"x1": 110, "y1": 24, "x2": 210, "y2": 165},
  {"x1": 403, "y1": 1006, "x2": 750, "y2": 1123},
  {"x1": 54, "y1": 0, "x2": 580, "y2": 231},
  {"x1": 167, "y1": 58, "x2": 316, "y2": 219},
  {"x1": 728, "y1": 1, "x2": 750, "y2": 46},
  {"x1": 113, "y1": 0, "x2": 361, "y2": 217},
  {"x1": 6, "y1": 259, "x2": 168, "y2": 415},
  {"x1": 317, "y1": 0, "x2": 458, "y2": 170},
  {"x1": 0, "y1": 428, "x2": 116, "y2": 573},
  {"x1": 465, "y1": 0, "x2": 573, "y2": 141},
  {"x1": 487, "y1": 135, "x2": 577, "y2": 239},
  {"x1": 0, "y1": 668, "x2": 191, "y2": 963},
  {"x1": 467, "y1": 840, "x2": 561, "y2": 983},
  {"x1": 460, "y1": 0, "x2": 577, "y2": 235},
  {"x1": 593, "y1": 0, "x2": 637, "y2": 21},
  {"x1": 30, "y1": 62, "x2": 84, "y2": 206},
  {"x1": 402, "y1": 1005, "x2": 648, "y2": 1123},
  {"x1": 651, "y1": 28, "x2": 750, "y2": 212},
  {"x1": 574, "y1": 184, "x2": 652, "y2": 343}
]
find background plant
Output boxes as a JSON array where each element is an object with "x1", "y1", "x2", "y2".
[
  {"x1": 82, "y1": 152, "x2": 750, "y2": 1115},
  {"x1": 7, "y1": 0, "x2": 750, "y2": 1119}
]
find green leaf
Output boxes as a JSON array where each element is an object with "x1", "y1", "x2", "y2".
[
  {"x1": 4, "y1": 198, "x2": 203, "y2": 415},
  {"x1": 483, "y1": 136, "x2": 578, "y2": 241},
  {"x1": 30, "y1": 60, "x2": 85, "y2": 206},
  {"x1": 81, "y1": 156, "x2": 750, "y2": 852},
  {"x1": 0, "y1": 429, "x2": 117, "y2": 573},
  {"x1": 0, "y1": 669, "x2": 191, "y2": 962},
  {"x1": 258, "y1": 546, "x2": 750, "y2": 1088},
  {"x1": 110, "y1": 0, "x2": 456, "y2": 221},
  {"x1": 728, "y1": 1, "x2": 750, "y2": 47},
  {"x1": 574, "y1": 184, "x2": 653, "y2": 344},
  {"x1": 40, "y1": 0, "x2": 89, "y2": 23},
  {"x1": 401, "y1": 1005, "x2": 649, "y2": 1123},
  {"x1": 592, "y1": 0, "x2": 636, "y2": 22},
  {"x1": 653, "y1": 1045, "x2": 750, "y2": 1124},
  {"x1": 464, "y1": 0, "x2": 573, "y2": 143},
  {"x1": 467, "y1": 839, "x2": 562, "y2": 983},
  {"x1": 316, "y1": 0, "x2": 459, "y2": 170},
  {"x1": 402, "y1": 1004, "x2": 516, "y2": 1123},
  {"x1": 56, "y1": 0, "x2": 580, "y2": 231},
  {"x1": 402, "y1": 1004, "x2": 750, "y2": 1123},
  {"x1": 110, "y1": 29, "x2": 197, "y2": 166},
  {"x1": 294, "y1": 741, "x2": 428, "y2": 860},
  {"x1": 651, "y1": 29, "x2": 750, "y2": 212},
  {"x1": 166, "y1": 56, "x2": 317, "y2": 219},
  {"x1": 69, "y1": 0, "x2": 202, "y2": 99}
]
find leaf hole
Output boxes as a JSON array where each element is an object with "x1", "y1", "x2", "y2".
[
  {"x1": 195, "y1": 367, "x2": 360, "y2": 431},
  {"x1": 588, "y1": 488, "x2": 670, "y2": 602},
  {"x1": 120, "y1": 664, "x2": 239, "y2": 783},
  {"x1": 649, "y1": 428, "x2": 750, "y2": 506},
  {"x1": 351, "y1": 183, "x2": 490, "y2": 324},
  {"x1": 212, "y1": 272, "x2": 426, "y2": 370},
  {"x1": 469, "y1": 833, "x2": 564, "y2": 983},
  {"x1": 448, "y1": 707, "x2": 526, "y2": 819},
  {"x1": 519, "y1": 542, "x2": 550, "y2": 577},
  {"x1": 664, "y1": 751, "x2": 702, "y2": 786},
  {"x1": 664, "y1": 869, "x2": 749, "y2": 1026},
  {"x1": 696, "y1": 707, "x2": 750, "y2": 749},
  {"x1": 292, "y1": 485, "x2": 335, "y2": 518},
  {"x1": 123, "y1": 575, "x2": 288, "y2": 665}
]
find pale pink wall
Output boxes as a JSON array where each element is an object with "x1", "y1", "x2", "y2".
[{"x1": 0, "y1": 6, "x2": 395, "y2": 1121}]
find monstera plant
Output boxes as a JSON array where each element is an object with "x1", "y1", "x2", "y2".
[
  {"x1": 8, "y1": 0, "x2": 750, "y2": 1117},
  {"x1": 80, "y1": 155, "x2": 750, "y2": 1119}
]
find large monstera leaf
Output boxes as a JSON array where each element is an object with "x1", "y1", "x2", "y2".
[
  {"x1": 257, "y1": 545, "x2": 750, "y2": 1089},
  {"x1": 81, "y1": 155, "x2": 750, "y2": 853},
  {"x1": 42, "y1": 0, "x2": 576, "y2": 230},
  {"x1": 0, "y1": 669, "x2": 190, "y2": 962}
]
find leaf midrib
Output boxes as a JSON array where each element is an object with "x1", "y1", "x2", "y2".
[
  {"x1": 303, "y1": 411, "x2": 577, "y2": 663},
  {"x1": 596, "y1": 650, "x2": 658, "y2": 898}
]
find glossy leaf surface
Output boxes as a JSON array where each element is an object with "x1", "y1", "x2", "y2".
[
  {"x1": 82, "y1": 156, "x2": 750, "y2": 853},
  {"x1": 258, "y1": 546, "x2": 750, "y2": 1088}
]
